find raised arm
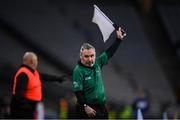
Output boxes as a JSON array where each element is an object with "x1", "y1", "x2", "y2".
[{"x1": 106, "y1": 27, "x2": 125, "y2": 59}]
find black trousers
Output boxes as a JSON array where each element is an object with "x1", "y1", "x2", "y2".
[
  {"x1": 10, "y1": 96, "x2": 37, "y2": 119},
  {"x1": 75, "y1": 103, "x2": 108, "y2": 119}
]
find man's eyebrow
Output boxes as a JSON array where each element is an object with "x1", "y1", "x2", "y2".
[
  {"x1": 84, "y1": 55, "x2": 89, "y2": 57},
  {"x1": 84, "y1": 54, "x2": 94, "y2": 57}
]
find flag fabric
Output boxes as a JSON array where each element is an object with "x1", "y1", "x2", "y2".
[
  {"x1": 137, "y1": 109, "x2": 143, "y2": 120},
  {"x1": 92, "y1": 5, "x2": 115, "y2": 42}
]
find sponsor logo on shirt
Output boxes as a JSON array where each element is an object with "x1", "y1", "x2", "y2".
[
  {"x1": 96, "y1": 70, "x2": 100, "y2": 74},
  {"x1": 85, "y1": 76, "x2": 91, "y2": 80}
]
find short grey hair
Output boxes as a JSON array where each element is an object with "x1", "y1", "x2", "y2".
[{"x1": 80, "y1": 43, "x2": 95, "y2": 57}]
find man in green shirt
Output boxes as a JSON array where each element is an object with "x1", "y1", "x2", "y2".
[{"x1": 72, "y1": 27, "x2": 125, "y2": 119}]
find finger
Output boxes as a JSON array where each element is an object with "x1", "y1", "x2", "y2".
[
  {"x1": 116, "y1": 31, "x2": 122, "y2": 38},
  {"x1": 92, "y1": 110, "x2": 96, "y2": 116},
  {"x1": 89, "y1": 113, "x2": 95, "y2": 118},
  {"x1": 88, "y1": 114, "x2": 92, "y2": 118},
  {"x1": 121, "y1": 28, "x2": 126, "y2": 37},
  {"x1": 93, "y1": 110, "x2": 97, "y2": 114},
  {"x1": 116, "y1": 30, "x2": 121, "y2": 35},
  {"x1": 121, "y1": 28, "x2": 125, "y2": 33},
  {"x1": 118, "y1": 27, "x2": 121, "y2": 31},
  {"x1": 90, "y1": 113, "x2": 96, "y2": 117}
]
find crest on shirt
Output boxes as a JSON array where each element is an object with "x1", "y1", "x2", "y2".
[{"x1": 73, "y1": 81, "x2": 79, "y2": 88}]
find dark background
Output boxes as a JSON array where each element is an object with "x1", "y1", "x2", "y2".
[{"x1": 0, "y1": 0, "x2": 180, "y2": 119}]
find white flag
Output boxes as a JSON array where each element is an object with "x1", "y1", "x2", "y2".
[
  {"x1": 137, "y1": 109, "x2": 143, "y2": 120},
  {"x1": 92, "y1": 5, "x2": 115, "y2": 42}
]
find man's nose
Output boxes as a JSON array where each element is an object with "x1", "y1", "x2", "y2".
[
  {"x1": 90, "y1": 57, "x2": 93, "y2": 61},
  {"x1": 88, "y1": 57, "x2": 92, "y2": 61}
]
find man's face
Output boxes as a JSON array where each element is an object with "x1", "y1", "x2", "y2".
[
  {"x1": 80, "y1": 48, "x2": 96, "y2": 67},
  {"x1": 33, "y1": 56, "x2": 38, "y2": 69},
  {"x1": 29, "y1": 55, "x2": 38, "y2": 70}
]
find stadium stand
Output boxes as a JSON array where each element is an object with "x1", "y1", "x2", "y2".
[{"x1": 0, "y1": 0, "x2": 179, "y2": 118}]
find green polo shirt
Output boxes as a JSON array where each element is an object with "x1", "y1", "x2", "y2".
[{"x1": 72, "y1": 52, "x2": 109, "y2": 105}]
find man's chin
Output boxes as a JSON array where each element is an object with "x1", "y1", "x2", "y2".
[
  {"x1": 89, "y1": 64, "x2": 93, "y2": 67},
  {"x1": 85, "y1": 63, "x2": 94, "y2": 67}
]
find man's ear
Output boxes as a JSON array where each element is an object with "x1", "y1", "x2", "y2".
[{"x1": 80, "y1": 53, "x2": 82, "y2": 59}]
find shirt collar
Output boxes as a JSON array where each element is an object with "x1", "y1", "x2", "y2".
[
  {"x1": 78, "y1": 60, "x2": 95, "y2": 69},
  {"x1": 21, "y1": 64, "x2": 35, "y2": 73}
]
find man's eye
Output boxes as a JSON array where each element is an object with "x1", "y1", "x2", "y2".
[
  {"x1": 91, "y1": 55, "x2": 94, "y2": 57},
  {"x1": 84, "y1": 55, "x2": 89, "y2": 58}
]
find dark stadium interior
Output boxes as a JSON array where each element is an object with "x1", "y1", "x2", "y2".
[{"x1": 0, "y1": 0, "x2": 180, "y2": 119}]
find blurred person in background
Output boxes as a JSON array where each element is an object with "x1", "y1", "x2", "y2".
[
  {"x1": 0, "y1": 95, "x2": 10, "y2": 118},
  {"x1": 10, "y1": 51, "x2": 66, "y2": 119},
  {"x1": 72, "y1": 27, "x2": 125, "y2": 119},
  {"x1": 132, "y1": 87, "x2": 150, "y2": 119}
]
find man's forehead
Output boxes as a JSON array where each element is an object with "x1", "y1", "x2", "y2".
[{"x1": 82, "y1": 49, "x2": 95, "y2": 54}]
